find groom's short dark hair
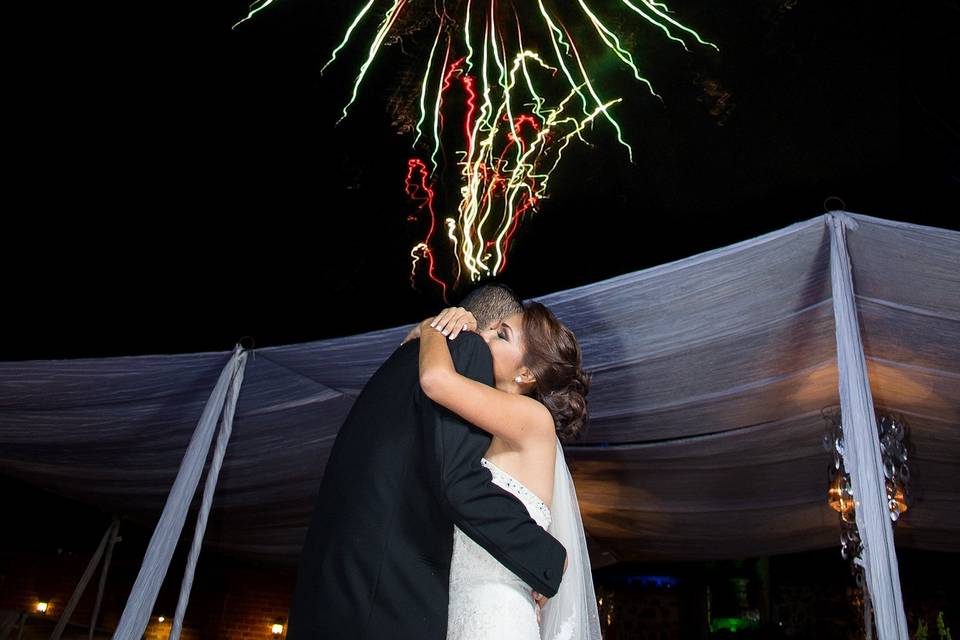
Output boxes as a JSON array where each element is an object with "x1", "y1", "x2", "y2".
[{"x1": 460, "y1": 283, "x2": 524, "y2": 329}]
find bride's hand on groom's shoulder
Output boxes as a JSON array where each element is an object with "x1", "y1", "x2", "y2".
[{"x1": 429, "y1": 307, "x2": 478, "y2": 340}]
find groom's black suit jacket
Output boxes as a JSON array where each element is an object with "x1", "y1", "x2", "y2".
[{"x1": 286, "y1": 332, "x2": 566, "y2": 640}]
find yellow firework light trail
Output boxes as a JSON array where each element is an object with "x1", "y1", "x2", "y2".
[
  {"x1": 235, "y1": 0, "x2": 717, "y2": 293},
  {"x1": 337, "y1": 0, "x2": 408, "y2": 124}
]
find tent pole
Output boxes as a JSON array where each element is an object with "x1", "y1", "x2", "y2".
[
  {"x1": 49, "y1": 518, "x2": 115, "y2": 640},
  {"x1": 88, "y1": 517, "x2": 121, "y2": 639},
  {"x1": 17, "y1": 611, "x2": 27, "y2": 640}
]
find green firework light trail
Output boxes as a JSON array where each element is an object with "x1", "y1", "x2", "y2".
[{"x1": 235, "y1": 0, "x2": 718, "y2": 297}]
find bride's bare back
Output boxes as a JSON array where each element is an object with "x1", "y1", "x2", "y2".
[{"x1": 483, "y1": 434, "x2": 557, "y2": 509}]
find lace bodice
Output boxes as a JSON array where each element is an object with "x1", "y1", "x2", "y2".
[
  {"x1": 482, "y1": 457, "x2": 552, "y2": 528},
  {"x1": 447, "y1": 458, "x2": 552, "y2": 639}
]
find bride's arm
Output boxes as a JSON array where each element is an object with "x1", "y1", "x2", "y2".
[
  {"x1": 419, "y1": 329, "x2": 566, "y2": 597},
  {"x1": 418, "y1": 314, "x2": 553, "y2": 447}
]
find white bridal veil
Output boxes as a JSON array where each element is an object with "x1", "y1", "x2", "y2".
[{"x1": 540, "y1": 437, "x2": 603, "y2": 640}]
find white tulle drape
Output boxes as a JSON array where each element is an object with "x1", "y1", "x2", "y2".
[
  {"x1": 113, "y1": 345, "x2": 247, "y2": 640},
  {"x1": 827, "y1": 212, "x2": 908, "y2": 640},
  {"x1": 540, "y1": 438, "x2": 603, "y2": 640}
]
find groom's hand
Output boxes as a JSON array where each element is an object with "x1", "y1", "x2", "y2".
[
  {"x1": 401, "y1": 322, "x2": 423, "y2": 345},
  {"x1": 532, "y1": 555, "x2": 565, "y2": 621},
  {"x1": 532, "y1": 590, "x2": 549, "y2": 623},
  {"x1": 402, "y1": 316, "x2": 439, "y2": 345}
]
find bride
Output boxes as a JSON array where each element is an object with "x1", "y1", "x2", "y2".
[{"x1": 416, "y1": 302, "x2": 602, "y2": 640}]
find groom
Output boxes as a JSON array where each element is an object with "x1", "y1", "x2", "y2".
[{"x1": 286, "y1": 283, "x2": 566, "y2": 639}]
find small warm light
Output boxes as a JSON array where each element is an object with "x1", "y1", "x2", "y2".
[
  {"x1": 272, "y1": 619, "x2": 285, "y2": 635},
  {"x1": 36, "y1": 601, "x2": 49, "y2": 614},
  {"x1": 827, "y1": 470, "x2": 854, "y2": 514},
  {"x1": 891, "y1": 486, "x2": 909, "y2": 516},
  {"x1": 828, "y1": 467, "x2": 907, "y2": 516},
  {"x1": 158, "y1": 616, "x2": 166, "y2": 623}
]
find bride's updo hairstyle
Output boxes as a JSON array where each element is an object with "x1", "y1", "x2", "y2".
[{"x1": 519, "y1": 302, "x2": 590, "y2": 442}]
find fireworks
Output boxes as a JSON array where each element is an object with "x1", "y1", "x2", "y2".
[{"x1": 235, "y1": 0, "x2": 717, "y2": 298}]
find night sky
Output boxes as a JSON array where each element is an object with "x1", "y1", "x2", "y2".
[{"x1": 5, "y1": 0, "x2": 957, "y2": 361}]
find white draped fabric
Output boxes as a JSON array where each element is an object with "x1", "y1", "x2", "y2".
[
  {"x1": 113, "y1": 345, "x2": 247, "y2": 640},
  {"x1": 0, "y1": 213, "x2": 957, "y2": 580},
  {"x1": 826, "y1": 212, "x2": 908, "y2": 640}
]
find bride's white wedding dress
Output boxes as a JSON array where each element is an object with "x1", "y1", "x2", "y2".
[
  {"x1": 446, "y1": 438, "x2": 603, "y2": 640},
  {"x1": 447, "y1": 457, "x2": 551, "y2": 640},
  {"x1": 447, "y1": 440, "x2": 602, "y2": 640}
]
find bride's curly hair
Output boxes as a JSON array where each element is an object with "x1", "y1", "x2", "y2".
[{"x1": 520, "y1": 302, "x2": 591, "y2": 442}]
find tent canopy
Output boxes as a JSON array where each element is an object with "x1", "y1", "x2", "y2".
[{"x1": 2, "y1": 212, "x2": 957, "y2": 564}]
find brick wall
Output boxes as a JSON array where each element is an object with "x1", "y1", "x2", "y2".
[
  {"x1": 191, "y1": 565, "x2": 296, "y2": 640},
  {"x1": 0, "y1": 548, "x2": 295, "y2": 639}
]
